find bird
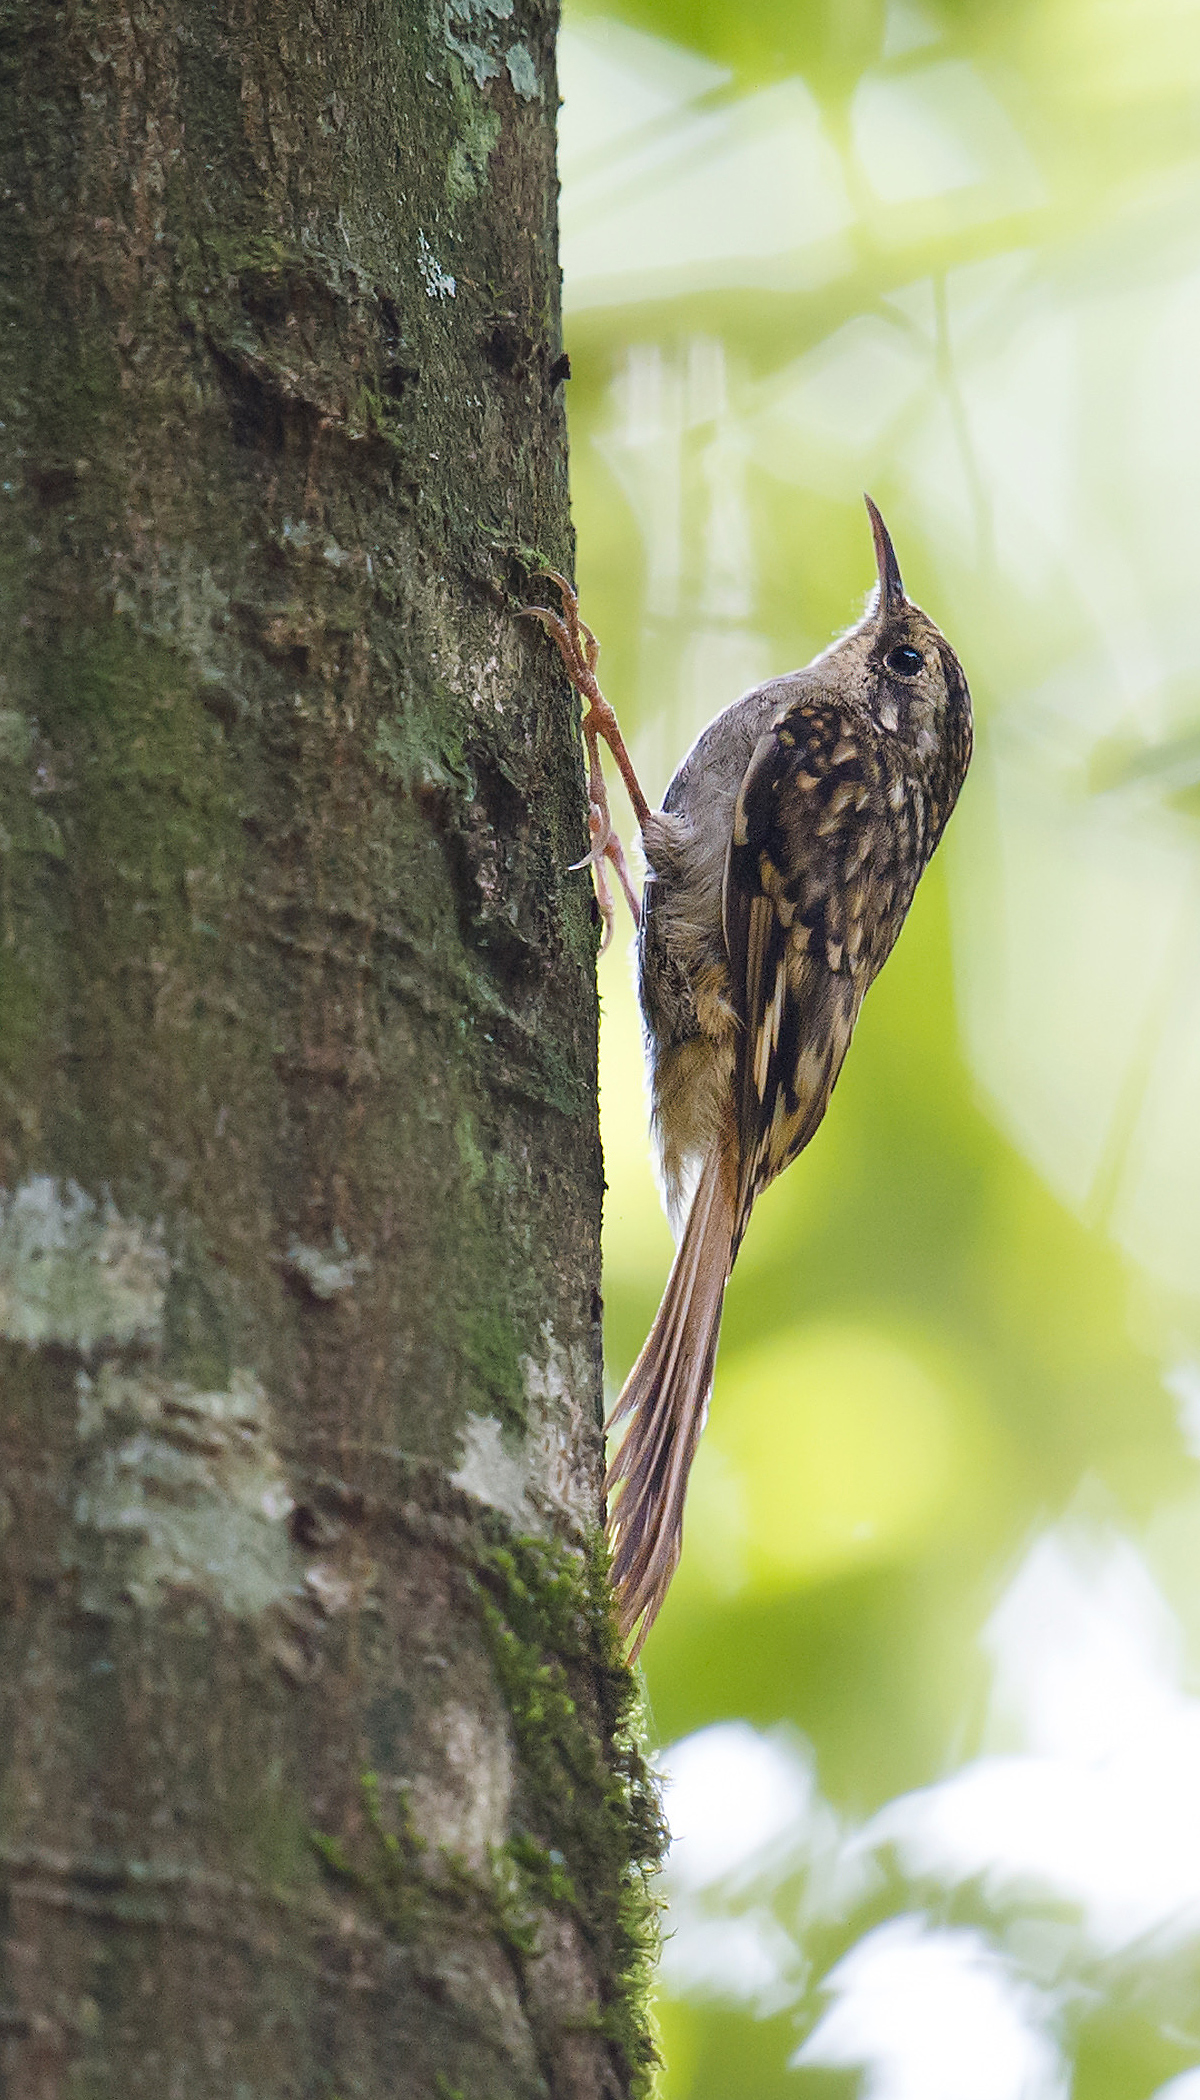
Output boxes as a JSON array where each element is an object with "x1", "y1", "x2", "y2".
[{"x1": 523, "y1": 499, "x2": 973, "y2": 1656}]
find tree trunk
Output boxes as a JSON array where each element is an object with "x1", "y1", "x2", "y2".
[{"x1": 0, "y1": 5, "x2": 660, "y2": 2096}]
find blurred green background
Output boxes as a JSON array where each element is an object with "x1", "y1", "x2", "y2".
[{"x1": 557, "y1": 0, "x2": 1200, "y2": 2093}]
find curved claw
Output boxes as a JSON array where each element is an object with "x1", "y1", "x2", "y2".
[
  {"x1": 569, "y1": 800, "x2": 639, "y2": 952},
  {"x1": 591, "y1": 840, "x2": 617, "y2": 955},
  {"x1": 602, "y1": 820, "x2": 641, "y2": 930}
]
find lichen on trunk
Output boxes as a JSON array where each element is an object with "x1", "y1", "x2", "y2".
[{"x1": 0, "y1": 2, "x2": 662, "y2": 2093}]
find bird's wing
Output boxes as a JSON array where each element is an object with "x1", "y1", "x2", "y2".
[{"x1": 722, "y1": 700, "x2": 874, "y2": 1249}]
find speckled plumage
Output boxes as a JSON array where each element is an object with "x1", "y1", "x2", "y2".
[{"x1": 606, "y1": 504, "x2": 973, "y2": 1653}]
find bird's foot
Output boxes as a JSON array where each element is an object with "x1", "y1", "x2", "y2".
[
  {"x1": 569, "y1": 789, "x2": 642, "y2": 950},
  {"x1": 520, "y1": 571, "x2": 650, "y2": 950}
]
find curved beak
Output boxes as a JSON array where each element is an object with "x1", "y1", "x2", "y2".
[{"x1": 864, "y1": 494, "x2": 905, "y2": 616}]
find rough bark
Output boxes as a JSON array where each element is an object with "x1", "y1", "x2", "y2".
[{"x1": 0, "y1": 4, "x2": 661, "y2": 2095}]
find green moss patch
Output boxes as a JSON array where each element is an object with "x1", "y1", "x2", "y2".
[{"x1": 471, "y1": 1528, "x2": 666, "y2": 2096}]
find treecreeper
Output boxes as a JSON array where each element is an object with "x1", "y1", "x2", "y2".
[{"x1": 524, "y1": 499, "x2": 973, "y2": 1656}]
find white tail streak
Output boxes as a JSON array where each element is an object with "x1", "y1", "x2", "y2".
[{"x1": 605, "y1": 1131, "x2": 737, "y2": 1658}]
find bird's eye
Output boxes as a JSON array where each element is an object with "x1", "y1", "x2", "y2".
[{"x1": 884, "y1": 644, "x2": 924, "y2": 678}]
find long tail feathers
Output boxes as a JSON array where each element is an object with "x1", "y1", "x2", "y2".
[{"x1": 605, "y1": 1134, "x2": 737, "y2": 1658}]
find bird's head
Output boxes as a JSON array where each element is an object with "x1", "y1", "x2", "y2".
[{"x1": 855, "y1": 495, "x2": 970, "y2": 748}]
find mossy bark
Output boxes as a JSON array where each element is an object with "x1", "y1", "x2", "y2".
[{"x1": 0, "y1": 4, "x2": 660, "y2": 2095}]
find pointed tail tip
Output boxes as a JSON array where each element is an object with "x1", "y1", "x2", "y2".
[
  {"x1": 607, "y1": 1503, "x2": 681, "y2": 1662},
  {"x1": 616, "y1": 1570, "x2": 664, "y2": 1665},
  {"x1": 626, "y1": 1612, "x2": 651, "y2": 1665}
]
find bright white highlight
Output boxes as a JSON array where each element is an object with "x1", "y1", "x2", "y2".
[
  {"x1": 793, "y1": 1918, "x2": 1068, "y2": 2100},
  {"x1": 656, "y1": 1721, "x2": 873, "y2": 2013},
  {"x1": 865, "y1": 1525, "x2": 1200, "y2": 1959},
  {"x1": 1164, "y1": 1361, "x2": 1200, "y2": 1462},
  {"x1": 656, "y1": 1521, "x2": 1200, "y2": 2083},
  {"x1": 658, "y1": 1721, "x2": 812, "y2": 1893}
]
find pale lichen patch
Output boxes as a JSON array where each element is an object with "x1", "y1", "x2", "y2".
[
  {"x1": 522, "y1": 1330, "x2": 602, "y2": 1537},
  {"x1": 303, "y1": 1561, "x2": 355, "y2": 1617},
  {"x1": 284, "y1": 1230, "x2": 370, "y2": 1301},
  {"x1": 0, "y1": 1178, "x2": 168, "y2": 1351},
  {"x1": 450, "y1": 1328, "x2": 601, "y2": 1537},
  {"x1": 452, "y1": 1412, "x2": 538, "y2": 1529},
  {"x1": 417, "y1": 232, "x2": 456, "y2": 299},
  {"x1": 408, "y1": 1698, "x2": 514, "y2": 1865},
  {"x1": 71, "y1": 1364, "x2": 297, "y2": 1618},
  {"x1": 445, "y1": 0, "x2": 513, "y2": 88},
  {"x1": 505, "y1": 44, "x2": 540, "y2": 100}
]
